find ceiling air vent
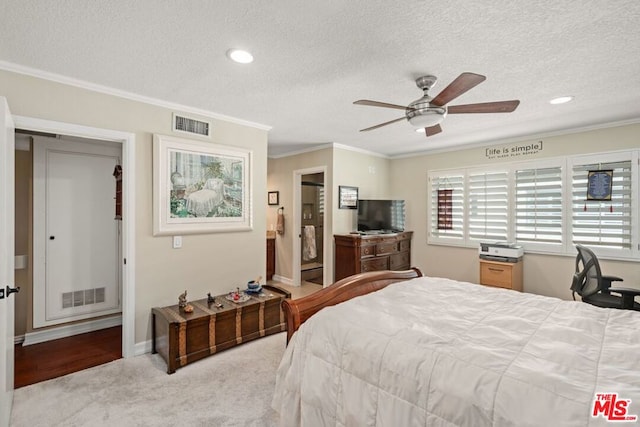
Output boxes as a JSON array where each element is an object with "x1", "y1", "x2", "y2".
[{"x1": 173, "y1": 113, "x2": 212, "y2": 138}]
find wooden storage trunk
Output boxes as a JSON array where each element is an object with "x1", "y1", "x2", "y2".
[{"x1": 152, "y1": 285, "x2": 290, "y2": 374}]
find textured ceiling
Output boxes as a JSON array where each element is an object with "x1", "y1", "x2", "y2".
[{"x1": 1, "y1": 1, "x2": 639, "y2": 157}]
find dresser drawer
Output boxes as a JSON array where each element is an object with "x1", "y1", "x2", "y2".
[
  {"x1": 361, "y1": 256, "x2": 389, "y2": 272},
  {"x1": 399, "y1": 239, "x2": 410, "y2": 252},
  {"x1": 376, "y1": 242, "x2": 398, "y2": 256},
  {"x1": 389, "y1": 251, "x2": 410, "y2": 270},
  {"x1": 480, "y1": 262, "x2": 513, "y2": 289},
  {"x1": 360, "y1": 245, "x2": 376, "y2": 258}
]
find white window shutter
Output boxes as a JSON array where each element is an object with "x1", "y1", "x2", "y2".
[
  {"x1": 571, "y1": 160, "x2": 632, "y2": 250},
  {"x1": 429, "y1": 174, "x2": 465, "y2": 242},
  {"x1": 468, "y1": 171, "x2": 509, "y2": 242},
  {"x1": 515, "y1": 166, "x2": 563, "y2": 245}
]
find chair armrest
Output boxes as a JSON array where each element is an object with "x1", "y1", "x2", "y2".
[
  {"x1": 609, "y1": 287, "x2": 640, "y2": 309},
  {"x1": 601, "y1": 275, "x2": 624, "y2": 293}
]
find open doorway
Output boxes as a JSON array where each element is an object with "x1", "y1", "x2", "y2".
[
  {"x1": 11, "y1": 115, "x2": 136, "y2": 386},
  {"x1": 14, "y1": 131, "x2": 123, "y2": 387},
  {"x1": 300, "y1": 174, "x2": 324, "y2": 285}
]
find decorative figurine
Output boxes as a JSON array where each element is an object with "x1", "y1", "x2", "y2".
[
  {"x1": 178, "y1": 290, "x2": 187, "y2": 308},
  {"x1": 207, "y1": 292, "x2": 215, "y2": 304}
]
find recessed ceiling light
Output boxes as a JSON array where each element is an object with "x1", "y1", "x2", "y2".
[
  {"x1": 415, "y1": 128, "x2": 425, "y2": 133},
  {"x1": 550, "y1": 96, "x2": 573, "y2": 105},
  {"x1": 226, "y1": 48, "x2": 253, "y2": 64}
]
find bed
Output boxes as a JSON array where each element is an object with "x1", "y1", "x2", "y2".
[{"x1": 272, "y1": 269, "x2": 640, "y2": 426}]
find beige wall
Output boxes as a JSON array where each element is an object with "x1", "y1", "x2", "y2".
[
  {"x1": 332, "y1": 147, "x2": 391, "y2": 234},
  {"x1": 1, "y1": 70, "x2": 269, "y2": 345},
  {"x1": 390, "y1": 123, "x2": 640, "y2": 300},
  {"x1": 267, "y1": 146, "x2": 392, "y2": 283},
  {"x1": 267, "y1": 148, "x2": 333, "y2": 282}
]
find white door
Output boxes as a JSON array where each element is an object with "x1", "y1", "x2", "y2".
[
  {"x1": 0, "y1": 98, "x2": 16, "y2": 426},
  {"x1": 33, "y1": 137, "x2": 122, "y2": 328}
]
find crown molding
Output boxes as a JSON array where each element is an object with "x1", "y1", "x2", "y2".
[
  {"x1": 268, "y1": 142, "x2": 390, "y2": 159},
  {"x1": 0, "y1": 60, "x2": 272, "y2": 131},
  {"x1": 389, "y1": 118, "x2": 640, "y2": 159}
]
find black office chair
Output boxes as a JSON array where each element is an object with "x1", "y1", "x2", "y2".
[{"x1": 571, "y1": 244, "x2": 640, "y2": 311}]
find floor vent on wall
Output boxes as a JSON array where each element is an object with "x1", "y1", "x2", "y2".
[
  {"x1": 62, "y1": 287, "x2": 106, "y2": 309},
  {"x1": 173, "y1": 113, "x2": 211, "y2": 137}
]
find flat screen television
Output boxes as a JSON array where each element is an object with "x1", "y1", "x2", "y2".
[{"x1": 357, "y1": 199, "x2": 405, "y2": 233}]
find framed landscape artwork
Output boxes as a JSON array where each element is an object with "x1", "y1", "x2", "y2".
[{"x1": 153, "y1": 134, "x2": 253, "y2": 235}]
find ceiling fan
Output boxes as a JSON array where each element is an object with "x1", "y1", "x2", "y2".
[{"x1": 354, "y1": 72, "x2": 520, "y2": 137}]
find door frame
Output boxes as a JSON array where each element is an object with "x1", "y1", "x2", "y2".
[
  {"x1": 292, "y1": 166, "x2": 327, "y2": 286},
  {"x1": 0, "y1": 97, "x2": 16, "y2": 427},
  {"x1": 13, "y1": 115, "x2": 136, "y2": 358}
]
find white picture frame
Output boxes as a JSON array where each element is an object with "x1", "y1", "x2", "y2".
[{"x1": 153, "y1": 134, "x2": 252, "y2": 235}]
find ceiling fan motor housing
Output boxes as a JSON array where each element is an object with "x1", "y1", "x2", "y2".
[
  {"x1": 406, "y1": 97, "x2": 447, "y2": 128},
  {"x1": 406, "y1": 75, "x2": 447, "y2": 128}
]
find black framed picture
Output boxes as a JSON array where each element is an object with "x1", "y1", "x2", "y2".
[
  {"x1": 268, "y1": 191, "x2": 279, "y2": 205},
  {"x1": 586, "y1": 170, "x2": 613, "y2": 201},
  {"x1": 339, "y1": 186, "x2": 358, "y2": 209}
]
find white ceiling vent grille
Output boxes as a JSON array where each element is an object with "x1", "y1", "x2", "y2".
[{"x1": 173, "y1": 113, "x2": 212, "y2": 138}]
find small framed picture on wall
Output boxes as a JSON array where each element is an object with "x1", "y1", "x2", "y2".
[
  {"x1": 268, "y1": 191, "x2": 280, "y2": 205},
  {"x1": 339, "y1": 185, "x2": 358, "y2": 209}
]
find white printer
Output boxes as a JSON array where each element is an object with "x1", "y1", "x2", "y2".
[{"x1": 479, "y1": 242, "x2": 523, "y2": 262}]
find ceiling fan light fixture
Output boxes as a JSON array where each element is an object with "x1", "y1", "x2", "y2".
[
  {"x1": 226, "y1": 48, "x2": 254, "y2": 64},
  {"x1": 550, "y1": 96, "x2": 573, "y2": 105}
]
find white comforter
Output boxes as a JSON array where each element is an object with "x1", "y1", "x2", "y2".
[{"x1": 272, "y1": 277, "x2": 640, "y2": 426}]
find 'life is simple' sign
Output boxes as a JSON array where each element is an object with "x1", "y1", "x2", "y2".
[{"x1": 485, "y1": 141, "x2": 543, "y2": 159}]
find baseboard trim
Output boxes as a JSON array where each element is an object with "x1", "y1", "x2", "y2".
[
  {"x1": 134, "y1": 340, "x2": 152, "y2": 356},
  {"x1": 272, "y1": 274, "x2": 295, "y2": 286},
  {"x1": 22, "y1": 316, "x2": 122, "y2": 346},
  {"x1": 14, "y1": 335, "x2": 25, "y2": 345}
]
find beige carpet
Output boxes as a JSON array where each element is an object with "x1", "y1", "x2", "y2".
[{"x1": 10, "y1": 333, "x2": 287, "y2": 427}]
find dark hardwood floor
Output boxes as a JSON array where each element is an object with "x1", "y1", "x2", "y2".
[{"x1": 14, "y1": 326, "x2": 122, "y2": 388}]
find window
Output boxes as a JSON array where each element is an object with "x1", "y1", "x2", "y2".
[
  {"x1": 570, "y1": 153, "x2": 635, "y2": 257},
  {"x1": 468, "y1": 170, "x2": 509, "y2": 242},
  {"x1": 515, "y1": 166, "x2": 563, "y2": 247},
  {"x1": 428, "y1": 150, "x2": 638, "y2": 260},
  {"x1": 429, "y1": 174, "x2": 465, "y2": 243}
]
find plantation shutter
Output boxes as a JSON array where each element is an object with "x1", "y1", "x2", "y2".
[
  {"x1": 515, "y1": 166, "x2": 563, "y2": 245},
  {"x1": 467, "y1": 171, "x2": 508, "y2": 242},
  {"x1": 572, "y1": 160, "x2": 632, "y2": 250},
  {"x1": 430, "y1": 174, "x2": 464, "y2": 240}
]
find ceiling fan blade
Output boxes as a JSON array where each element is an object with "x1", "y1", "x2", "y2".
[
  {"x1": 447, "y1": 100, "x2": 520, "y2": 114},
  {"x1": 430, "y1": 72, "x2": 486, "y2": 107},
  {"x1": 360, "y1": 116, "x2": 406, "y2": 132},
  {"x1": 354, "y1": 99, "x2": 412, "y2": 111},
  {"x1": 424, "y1": 124, "x2": 442, "y2": 137}
]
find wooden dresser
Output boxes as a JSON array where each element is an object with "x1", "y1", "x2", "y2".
[
  {"x1": 479, "y1": 258, "x2": 523, "y2": 291},
  {"x1": 334, "y1": 231, "x2": 413, "y2": 281}
]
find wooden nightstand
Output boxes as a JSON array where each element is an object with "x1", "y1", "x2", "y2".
[{"x1": 479, "y1": 258, "x2": 523, "y2": 291}]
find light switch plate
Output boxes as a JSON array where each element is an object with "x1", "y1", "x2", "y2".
[{"x1": 173, "y1": 236, "x2": 182, "y2": 249}]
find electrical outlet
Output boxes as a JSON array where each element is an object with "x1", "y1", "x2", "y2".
[{"x1": 173, "y1": 236, "x2": 182, "y2": 249}]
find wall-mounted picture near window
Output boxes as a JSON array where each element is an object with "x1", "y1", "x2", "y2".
[
  {"x1": 153, "y1": 134, "x2": 252, "y2": 235},
  {"x1": 586, "y1": 170, "x2": 613, "y2": 201},
  {"x1": 339, "y1": 185, "x2": 358, "y2": 209}
]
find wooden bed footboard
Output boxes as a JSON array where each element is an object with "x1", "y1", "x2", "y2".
[{"x1": 282, "y1": 268, "x2": 423, "y2": 343}]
